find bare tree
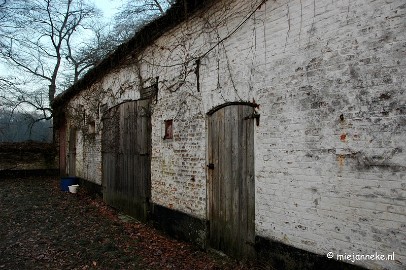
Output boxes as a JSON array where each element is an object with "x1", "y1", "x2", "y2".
[
  {"x1": 113, "y1": 0, "x2": 175, "y2": 42},
  {"x1": 123, "y1": 0, "x2": 174, "y2": 14},
  {"x1": 0, "y1": 0, "x2": 98, "y2": 108},
  {"x1": 0, "y1": 0, "x2": 177, "y2": 130},
  {"x1": 65, "y1": 22, "x2": 118, "y2": 84}
]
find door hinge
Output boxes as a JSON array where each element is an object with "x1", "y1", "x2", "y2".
[
  {"x1": 244, "y1": 112, "x2": 260, "y2": 126},
  {"x1": 207, "y1": 163, "x2": 214, "y2": 170}
]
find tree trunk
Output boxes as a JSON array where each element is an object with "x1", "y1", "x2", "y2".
[{"x1": 49, "y1": 84, "x2": 56, "y2": 104}]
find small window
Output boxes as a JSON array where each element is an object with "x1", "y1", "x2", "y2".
[
  {"x1": 140, "y1": 83, "x2": 158, "y2": 99},
  {"x1": 88, "y1": 121, "x2": 96, "y2": 134},
  {"x1": 99, "y1": 104, "x2": 108, "y2": 116},
  {"x1": 164, "y1": 120, "x2": 173, "y2": 140}
]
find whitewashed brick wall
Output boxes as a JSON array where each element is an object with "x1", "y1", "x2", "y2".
[
  {"x1": 66, "y1": 85, "x2": 104, "y2": 185},
  {"x1": 64, "y1": 0, "x2": 405, "y2": 268}
]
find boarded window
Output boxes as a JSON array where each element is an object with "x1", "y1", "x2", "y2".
[{"x1": 140, "y1": 83, "x2": 158, "y2": 99}]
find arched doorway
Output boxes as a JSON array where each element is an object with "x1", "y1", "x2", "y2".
[{"x1": 207, "y1": 103, "x2": 256, "y2": 258}]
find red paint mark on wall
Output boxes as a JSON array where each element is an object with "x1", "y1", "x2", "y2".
[{"x1": 340, "y1": 133, "x2": 347, "y2": 142}]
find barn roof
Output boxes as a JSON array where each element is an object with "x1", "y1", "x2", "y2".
[{"x1": 52, "y1": 0, "x2": 211, "y2": 109}]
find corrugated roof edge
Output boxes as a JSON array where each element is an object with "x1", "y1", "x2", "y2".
[{"x1": 51, "y1": 0, "x2": 212, "y2": 109}]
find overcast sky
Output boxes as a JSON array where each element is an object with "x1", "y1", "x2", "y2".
[{"x1": 91, "y1": 0, "x2": 123, "y2": 20}]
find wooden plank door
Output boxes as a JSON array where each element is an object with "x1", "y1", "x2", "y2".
[
  {"x1": 102, "y1": 106, "x2": 119, "y2": 209},
  {"x1": 208, "y1": 104, "x2": 255, "y2": 259},
  {"x1": 102, "y1": 100, "x2": 151, "y2": 221}
]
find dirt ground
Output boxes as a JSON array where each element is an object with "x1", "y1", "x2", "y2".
[{"x1": 0, "y1": 176, "x2": 253, "y2": 270}]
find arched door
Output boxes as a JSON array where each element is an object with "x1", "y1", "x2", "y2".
[{"x1": 207, "y1": 103, "x2": 255, "y2": 258}]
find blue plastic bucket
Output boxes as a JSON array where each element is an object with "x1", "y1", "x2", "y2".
[{"x1": 60, "y1": 177, "x2": 78, "y2": 192}]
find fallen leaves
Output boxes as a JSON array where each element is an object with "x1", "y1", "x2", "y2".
[{"x1": 0, "y1": 176, "x2": 251, "y2": 270}]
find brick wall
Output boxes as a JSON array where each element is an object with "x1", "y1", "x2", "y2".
[
  {"x1": 233, "y1": 0, "x2": 404, "y2": 269},
  {"x1": 63, "y1": 0, "x2": 405, "y2": 268},
  {"x1": 65, "y1": 86, "x2": 103, "y2": 185}
]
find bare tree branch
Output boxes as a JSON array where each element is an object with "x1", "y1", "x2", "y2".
[
  {"x1": 113, "y1": 0, "x2": 175, "y2": 42},
  {"x1": 0, "y1": 0, "x2": 98, "y2": 105}
]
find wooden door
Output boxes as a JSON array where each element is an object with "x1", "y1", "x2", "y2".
[
  {"x1": 208, "y1": 104, "x2": 255, "y2": 259},
  {"x1": 68, "y1": 128, "x2": 76, "y2": 176},
  {"x1": 102, "y1": 100, "x2": 151, "y2": 221}
]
